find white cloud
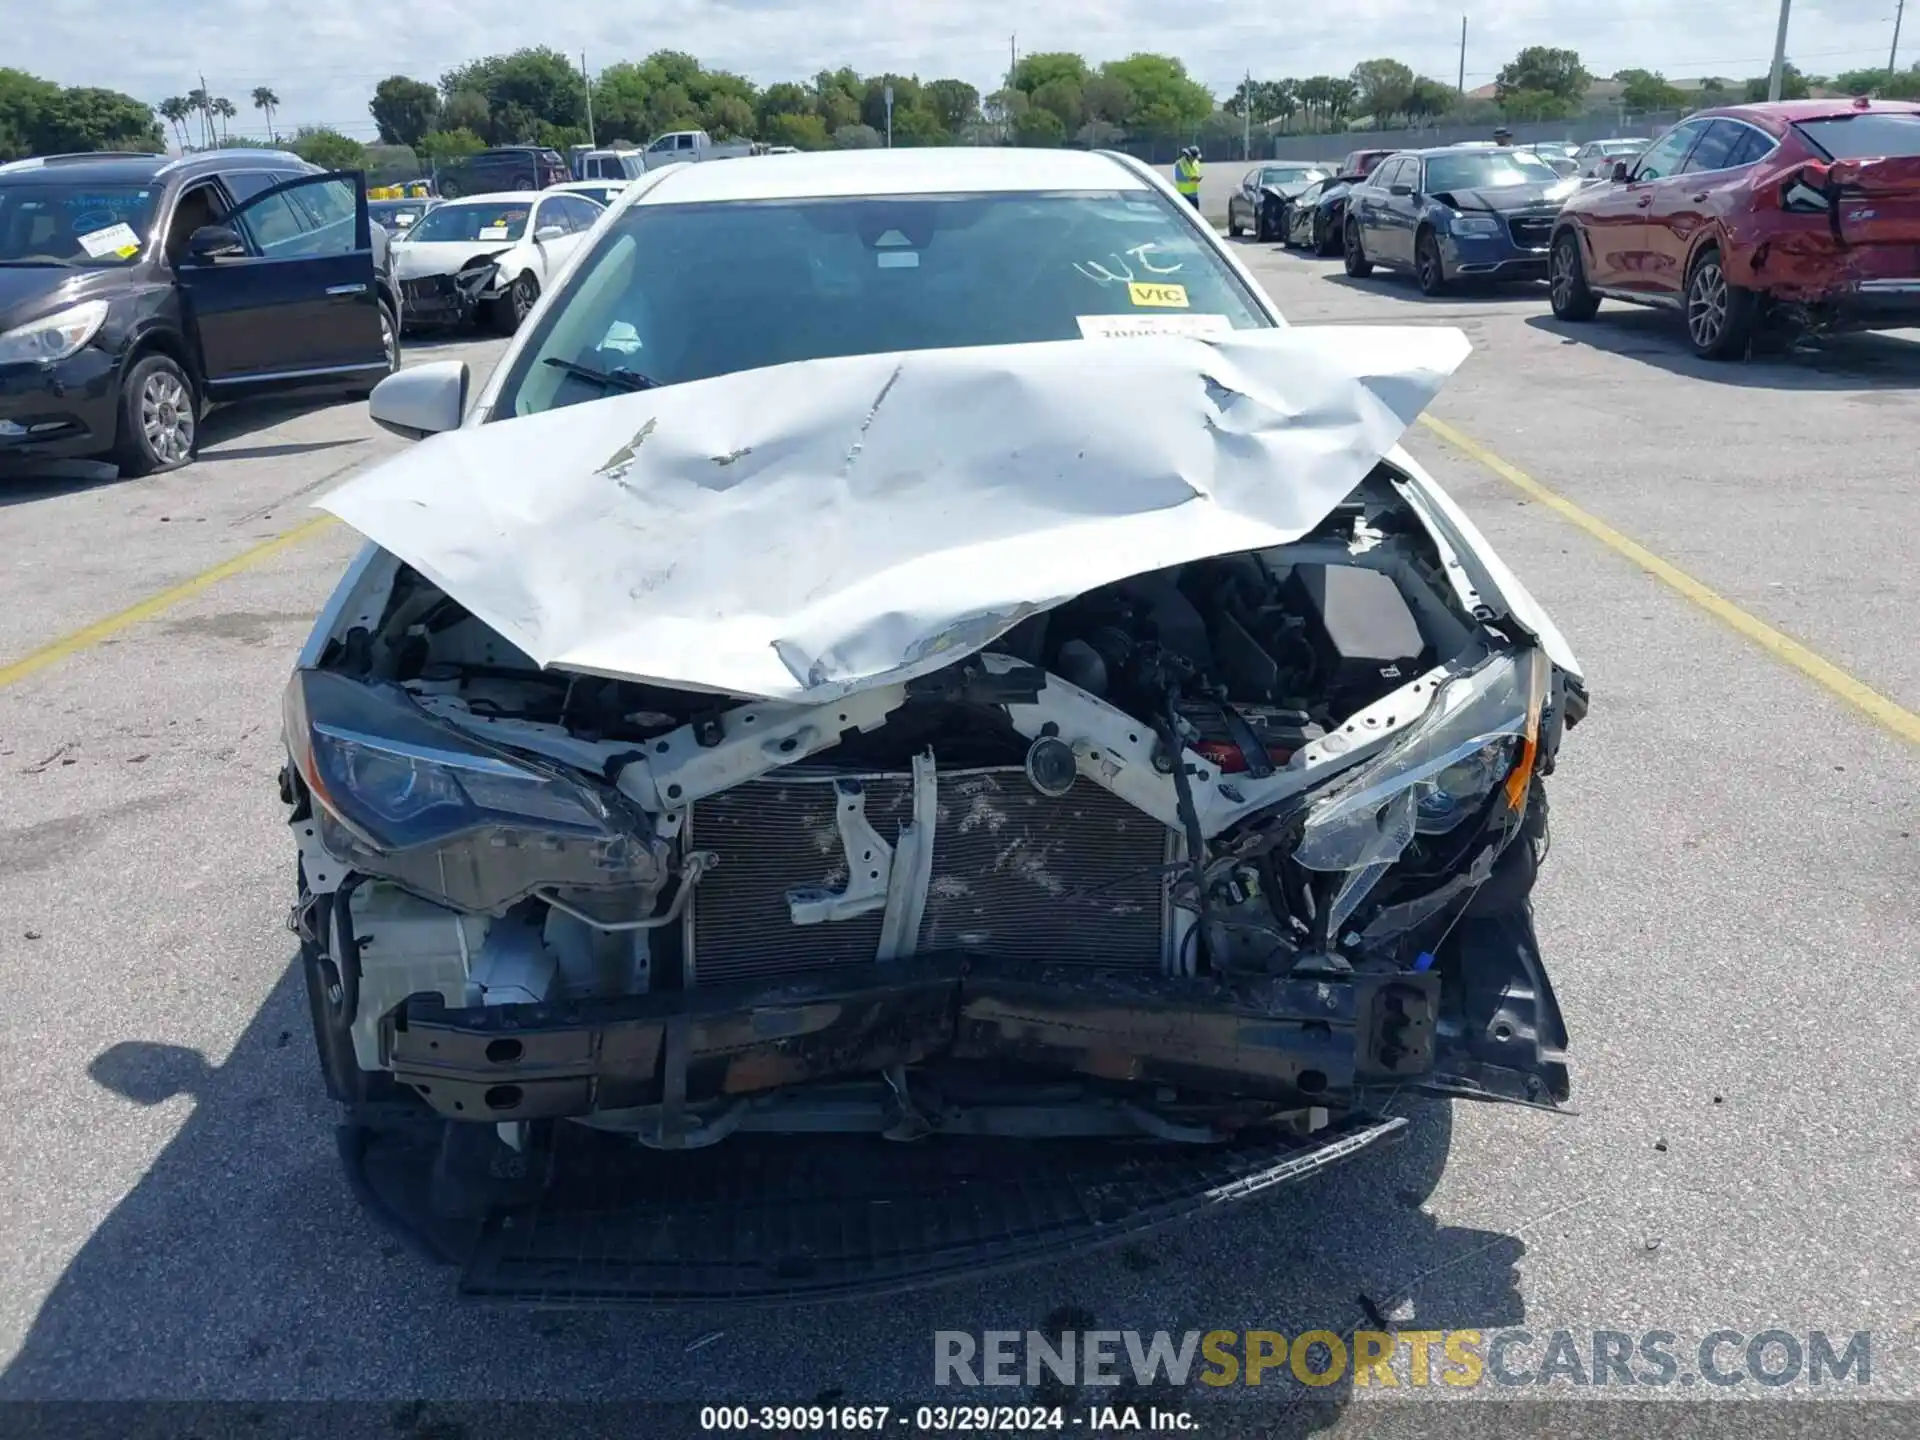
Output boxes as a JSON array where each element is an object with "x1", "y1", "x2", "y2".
[{"x1": 14, "y1": 0, "x2": 1907, "y2": 139}]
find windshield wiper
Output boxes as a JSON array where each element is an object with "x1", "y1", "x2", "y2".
[
  {"x1": 543, "y1": 357, "x2": 661, "y2": 393},
  {"x1": 0, "y1": 257, "x2": 76, "y2": 267}
]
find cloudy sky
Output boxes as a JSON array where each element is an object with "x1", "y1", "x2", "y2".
[{"x1": 14, "y1": 0, "x2": 1907, "y2": 138}]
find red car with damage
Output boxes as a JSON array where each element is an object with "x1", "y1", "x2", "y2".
[{"x1": 1547, "y1": 98, "x2": 1920, "y2": 359}]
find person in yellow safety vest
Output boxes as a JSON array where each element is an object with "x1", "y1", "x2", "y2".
[{"x1": 1173, "y1": 146, "x2": 1203, "y2": 209}]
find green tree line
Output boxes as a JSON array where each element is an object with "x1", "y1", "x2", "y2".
[{"x1": 6, "y1": 43, "x2": 1912, "y2": 172}]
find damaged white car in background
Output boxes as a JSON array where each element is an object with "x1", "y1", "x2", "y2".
[{"x1": 280, "y1": 149, "x2": 1587, "y2": 1304}]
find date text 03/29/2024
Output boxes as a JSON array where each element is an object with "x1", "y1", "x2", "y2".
[{"x1": 698, "y1": 1406, "x2": 1193, "y2": 1432}]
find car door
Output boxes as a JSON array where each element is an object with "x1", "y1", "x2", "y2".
[
  {"x1": 1646, "y1": 119, "x2": 1777, "y2": 292},
  {"x1": 1375, "y1": 159, "x2": 1420, "y2": 264},
  {"x1": 1616, "y1": 120, "x2": 1712, "y2": 294},
  {"x1": 1579, "y1": 121, "x2": 1707, "y2": 291},
  {"x1": 175, "y1": 170, "x2": 386, "y2": 399},
  {"x1": 1348, "y1": 160, "x2": 1392, "y2": 257},
  {"x1": 526, "y1": 196, "x2": 580, "y2": 284},
  {"x1": 1231, "y1": 168, "x2": 1257, "y2": 230}
]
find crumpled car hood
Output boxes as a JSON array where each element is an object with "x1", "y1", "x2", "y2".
[
  {"x1": 393, "y1": 242, "x2": 511, "y2": 282},
  {"x1": 319, "y1": 327, "x2": 1470, "y2": 704}
]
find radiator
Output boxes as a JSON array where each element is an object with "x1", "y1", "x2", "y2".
[{"x1": 684, "y1": 766, "x2": 1172, "y2": 987}]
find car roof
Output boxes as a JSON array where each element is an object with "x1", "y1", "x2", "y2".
[
  {"x1": 1688, "y1": 98, "x2": 1920, "y2": 130},
  {"x1": 0, "y1": 154, "x2": 169, "y2": 184},
  {"x1": 638, "y1": 147, "x2": 1149, "y2": 205},
  {"x1": 433, "y1": 190, "x2": 545, "y2": 204}
]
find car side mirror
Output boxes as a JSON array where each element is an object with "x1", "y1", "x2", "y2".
[
  {"x1": 1388, "y1": 183, "x2": 1414, "y2": 197},
  {"x1": 1611, "y1": 161, "x2": 1632, "y2": 184},
  {"x1": 534, "y1": 224, "x2": 565, "y2": 242},
  {"x1": 186, "y1": 224, "x2": 244, "y2": 261},
  {"x1": 368, "y1": 360, "x2": 469, "y2": 441}
]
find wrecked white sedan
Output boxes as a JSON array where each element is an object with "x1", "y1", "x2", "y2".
[{"x1": 282, "y1": 149, "x2": 1586, "y2": 1302}]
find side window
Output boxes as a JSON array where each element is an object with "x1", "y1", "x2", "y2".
[
  {"x1": 563, "y1": 197, "x2": 603, "y2": 229},
  {"x1": 1679, "y1": 120, "x2": 1745, "y2": 174},
  {"x1": 532, "y1": 200, "x2": 567, "y2": 235},
  {"x1": 223, "y1": 171, "x2": 281, "y2": 203},
  {"x1": 1723, "y1": 125, "x2": 1776, "y2": 169},
  {"x1": 231, "y1": 175, "x2": 361, "y2": 258},
  {"x1": 647, "y1": 135, "x2": 675, "y2": 154},
  {"x1": 676, "y1": 133, "x2": 696, "y2": 151},
  {"x1": 1632, "y1": 123, "x2": 1704, "y2": 182}
]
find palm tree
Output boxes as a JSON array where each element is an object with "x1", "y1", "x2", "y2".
[
  {"x1": 158, "y1": 97, "x2": 192, "y2": 151},
  {"x1": 185, "y1": 87, "x2": 212, "y2": 148},
  {"x1": 213, "y1": 97, "x2": 238, "y2": 143},
  {"x1": 251, "y1": 86, "x2": 279, "y2": 141}
]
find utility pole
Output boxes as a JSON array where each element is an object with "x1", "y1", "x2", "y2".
[
  {"x1": 1892, "y1": 0, "x2": 1907, "y2": 80},
  {"x1": 582, "y1": 52, "x2": 596, "y2": 148},
  {"x1": 1458, "y1": 17, "x2": 1467, "y2": 96},
  {"x1": 1767, "y1": 0, "x2": 1792, "y2": 102},
  {"x1": 885, "y1": 83, "x2": 895, "y2": 148},
  {"x1": 1243, "y1": 70, "x2": 1252, "y2": 159},
  {"x1": 1010, "y1": 34, "x2": 1017, "y2": 87}
]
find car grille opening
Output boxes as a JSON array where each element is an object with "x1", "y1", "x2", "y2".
[
  {"x1": 684, "y1": 767, "x2": 1172, "y2": 987},
  {"x1": 1508, "y1": 216, "x2": 1553, "y2": 249}
]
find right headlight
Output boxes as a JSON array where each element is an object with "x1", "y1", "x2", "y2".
[
  {"x1": 1294, "y1": 648, "x2": 1548, "y2": 938},
  {"x1": 283, "y1": 669, "x2": 669, "y2": 913},
  {"x1": 0, "y1": 300, "x2": 110, "y2": 366}
]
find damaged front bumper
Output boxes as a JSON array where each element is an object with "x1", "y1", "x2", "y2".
[
  {"x1": 398, "y1": 261, "x2": 500, "y2": 327},
  {"x1": 385, "y1": 951, "x2": 1566, "y2": 1133}
]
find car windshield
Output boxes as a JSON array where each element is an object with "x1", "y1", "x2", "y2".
[
  {"x1": 370, "y1": 203, "x2": 429, "y2": 228},
  {"x1": 1422, "y1": 150, "x2": 1559, "y2": 192},
  {"x1": 0, "y1": 180, "x2": 159, "y2": 266},
  {"x1": 494, "y1": 188, "x2": 1271, "y2": 419},
  {"x1": 406, "y1": 202, "x2": 531, "y2": 243},
  {"x1": 1260, "y1": 167, "x2": 1327, "y2": 185},
  {"x1": 1795, "y1": 113, "x2": 1920, "y2": 160}
]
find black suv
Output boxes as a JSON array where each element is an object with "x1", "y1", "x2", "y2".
[{"x1": 0, "y1": 149, "x2": 401, "y2": 475}]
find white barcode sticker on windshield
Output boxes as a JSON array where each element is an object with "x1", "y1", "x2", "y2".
[
  {"x1": 477, "y1": 226, "x2": 510, "y2": 240},
  {"x1": 77, "y1": 222, "x2": 141, "y2": 259},
  {"x1": 1077, "y1": 313, "x2": 1235, "y2": 341}
]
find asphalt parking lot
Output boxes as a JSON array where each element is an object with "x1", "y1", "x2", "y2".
[{"x1": 1, "y1": 247, "x2": 1917, "y2": 1435}]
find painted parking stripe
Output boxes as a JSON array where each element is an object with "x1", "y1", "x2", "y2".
[
  {"x1": 1418, "y1": 413, "x2": 1920, "y2": 747},
  {"x1": 0, "y1": 515, "x2": 338, "y2": 692}
]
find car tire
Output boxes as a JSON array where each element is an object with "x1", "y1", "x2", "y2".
[
  {"x1": 492, "y1": 273, "x2": 538, "y2": 336},
  {"x1": 1415, "y1": 228, "x2": 1448, "y2": 296},
  {"x1": 1548, "y1": 229, "x2": 1601, "y2": 321},
  {"x1": 1343, "y1": 218, "x2": 1373, "y2": 278},
  {"x1": 1315, "y1": 213, "x2": 1340, "y2": 256},
  {"x1": 1227, "y1": 204, "x2": 1243, "y2": 239},
  {"x1": 1684, "y1": 247, "x2": 1757, "y2": 361},
  {"x1": 110, "y1": 353, "x2": 197, "y2": 478},
  {"x1": 349, "y1": 301, "x2": 402, "y2": 400}
]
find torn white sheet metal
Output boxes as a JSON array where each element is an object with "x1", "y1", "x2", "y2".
[{"x1": 320, "y1": 327, "x2": 1471, "y2": 703}]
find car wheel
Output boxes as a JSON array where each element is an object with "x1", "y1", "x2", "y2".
[
  {"x1": 493, "y1": 273, "x2": 538, "y2": 336},
  {"x1": 110, "y1": 353, "x2": 196, "y2": 478},
  {"x1": 1227, "y1": 203, "x2": 1243, "y2": 239},
  {"x1": 1548, "y1": 230, "x2": 1601, "y2": 321},
  {"x1": 1343, "y1": 219, "x2": 1373, "y2": 278},
  {"x1": 1315, "y1": 213, "x2": 1340, "y2": 256},
  {"x1": 349, "y1": 302, "x2": 403, "y2": 400},
  {"x1": 1415, "y1": 229, "x2": 1448, "y2": 296},
  {"x1": 1685, "y1": 248, "x2": 1757, "y2": 361}
]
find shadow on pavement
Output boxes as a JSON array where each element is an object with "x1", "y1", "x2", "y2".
[
  {"x1": 2, "y1": 963, "x2": 1524, "y2": 1429},
  {"x1": 1525, "y1": 310, "x2": 1920, "y2": 390},
  {"x1": 0, "y1": 394, "x2": 373, "y2": 506},
  {"x1": 1319, "y1": 273, "x2": 1550, "y2": 306}
]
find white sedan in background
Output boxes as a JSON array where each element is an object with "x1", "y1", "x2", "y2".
[{"x1": 390, "y1": 189, "x2": 605, "y2": 334}]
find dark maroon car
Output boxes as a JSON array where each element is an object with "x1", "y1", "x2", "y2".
[{"x1": 1547, "y1": 98, "x2": 1920, "y2": 358}]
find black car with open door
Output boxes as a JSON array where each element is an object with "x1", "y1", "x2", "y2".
[{"x1": 0, "y1": 150, "x2": 399, "y2": 476}]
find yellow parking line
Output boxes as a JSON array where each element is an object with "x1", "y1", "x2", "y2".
[
  {"x1": 0, "y1": 514, "x2": 338, "y2": 692},
  {"x1": 1417, "y1": 413, "x2": 1920, "y2": 747}
]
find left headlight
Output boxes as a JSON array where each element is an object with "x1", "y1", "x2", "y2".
[
  {"x1": 1448, "y1": 213, "x2": 1500, "y2": 237},
  {"x1": 0, "y1": 300, "x2": 110, "y2": 366},
  {"x1": 1293, "y1": 648, "x2": 1548, "y2": 938},
  {"x1": 283, "y1": 668, "x2": 670, "y2": 913}
]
